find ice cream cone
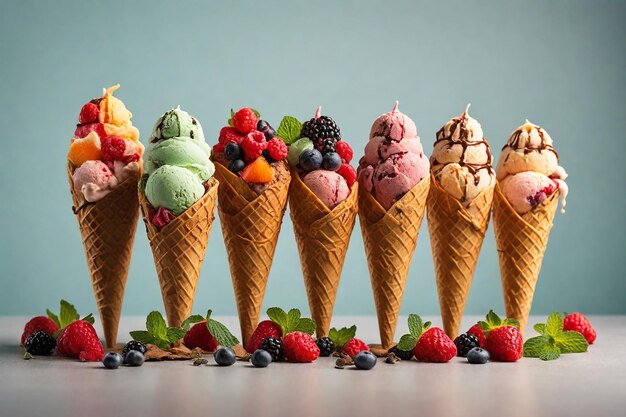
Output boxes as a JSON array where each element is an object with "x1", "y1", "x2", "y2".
[
  {"x1": 139, "y1": 178, "x2": 218, "y2": 327},
  {"x1": 359, "y1": 176, "x2": 430, "y2": 349},
  {"x1": 67, "y1": 163, "x2": 140, "y2": 348},
  {"x1": 213, "y1": 162, "x2": 290, "y2": 346},
  {"x1": 492, "y1": 183, "x2": 559, "y2": 334},
  {"x1": 289, "y1": 169, "x2": 358, "y2": 338},
  {"x1": 427, "y1": 174, "x2": 494, "y2": 339}
]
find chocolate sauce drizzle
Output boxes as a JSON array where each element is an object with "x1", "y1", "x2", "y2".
[{"x1": 504, "y1": 126, "x2": 559, "y2": 160}]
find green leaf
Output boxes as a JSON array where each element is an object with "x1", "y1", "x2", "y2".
[
  {"x1": 533, "y1": 323, "x2": 547, "y2": 335},
  {"x1": 207, "y1": 319, "x2": 239, "y2": 347},
  {"x1": 523, "y1": 335, "x2": 550, "y2": 358},
  {"x1": 539, "y1": 345, "x2": 561, "y2": 361},
  {"x1": 486, "y1": 310, "x2": 502, "y2": 327},
  {"x1": 129, "y1": 330, "x2": 155, "y2": 345},
  {"x1": 181, "y1": 315, "x2": 204, "y2": 331},
  {"x1": 146, "y1": 311, "x2": 167, "y2": 339},
  {"x1": 502, "y1": 318, "x2": 520, "y2": 328},
  {"x1": 166, "y1": 327, "x2": 186, "y2": 343},
  {"x1": 46, "y1": 309, "x2": 60, "y2": 328},
  {"x1": 423, "y1": 321, "x2": 432, "y2": 330},
  {"x1": 328, "y1": 328, "x2": 339, "y2": 344},
  {"x1": 295, "y1": 318, "x2": 316, "y2": 335},
  {"x1": 328, "y1": 325, "x2": 356, "y2": 349},
  {"x1": 266, "y1": 307, "x2": 288, "y2": 329},
  {"x1": 251, "y1": 108, "x2": 261, "y2": 118},
  {"x1": 285, "y1": 309, "x2": 302, "y2": 333},
  {"x1": 81, "y1": 314, "x2": 95, "y2": 325},
  {"x1": 59, "y1": 300, "x2": 79, "y2": 328},
  {"x1": 228, "y1": 109, "x2": 234, "y2": 126},
  {"x1": 276, "y1": 116, "x2": 302, "y2": 145},
  {"x1": 555, "y1": 331, "x2": 588, "y2": 354},
  {"x1": 397, "y1": 334, "x2": 418, "y2": 351},
  {"x1": 546, "y1": 312, "x2": 563, "y2": 336},
  {"x1": 407, "y1": 314, "x2": 423, "y2": 337}
]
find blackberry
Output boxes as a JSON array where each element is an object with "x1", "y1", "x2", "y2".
[
  {"x1": 454, "y1": 333, "x2": 480, "y2": 357},
  {"x1": 315, "y1": 137, "x2": 338, "y2": 154},
  {"x1": 24, "y1": 331, "x2": 56, "y2": 355},
  {"x1": 315, "y1": 337, "x2": 335, "y2": 357},
  {"x1": 122, "y1": 340, "x2": 147, "y2": 357},
  {"x1": 260, "y1": 337, "x2": 282, "y2": 361},
  {"x1": 301, "y1": 115, "x2": 341, "y2": 143},
  {"x1": 389, "y1": 346, "x2": 414, "y2": 361}
]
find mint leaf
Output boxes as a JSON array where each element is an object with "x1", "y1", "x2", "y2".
[
  {"x1": 295, "y1": 318, "x2": 316, "y2": 335},
  {"x1": 46, "y1": 309, "x2": 60, "y2": 328},
  {"x1": 486, "y1": 310, "x2": 502, "y2": 327},
  {"x1": 59, "y1": 300, "x2": 79, "y2": 328},
  {"x1": 502, "y1": 318, "x2": 520, "y2": 328},
  {"x1": 81, "y1": 313, "x2": 95, "y2": 325},
  {"x1": 555, "y1": 331, "x2": 588, "y2": 354},
  {"x1": 546, "y1": 312, "x2": 563, "y2": 336},
  {"x1": 228, "y1": 109, "x2": 234, "y2": 126},
  {"x1": 146, "y1": 311, "x2": 167, "y2": 339},
  {"x1": 285, "y1": 309, "x2": 302, "y2": 333},
  {"x1": 423, "y1": 321, "x2": 432, "y2": 330},
  {"x1": 539, "y1": 345, "x2": 561, "y2": 361},
  {"x1": 267, "y1": 307, "x2": 287, "y2": 329},
  {"x1": 533, "y1": 323, "x2": 547, "y2": 335},
  {"x1": 130, "y1": 330, "x2": 155, "y2": 345},
  {"x1": 397, "y1": 334, "x2": 418, "y2": 351},
  {"x1": 181, "y1": 315, "x2": 204, "y2": 331},
  {"x1": 407, "y1": 314, "x2": 422, "y2": 337},
  {"x1": 166, "y1": 327, "x2": 186, "y2": 343},
  {"x1": 277, "y1": 116, "x2": 302, "y2": 145},
  {"x1": 523, "y1": 335, "x2": 550, "y2": 357},
  {"x1": 329, "y1": 325, "x2": 356, "y2": 349},
  {"x1": 329, "y1": 328, "x2": 339, "y2": 344},
  {"x1": 251, "y1": 108, "x2": 260, "y2": 118},
  {"x1": 207, "y1": 319, "x2": 239, "y2": 347}
]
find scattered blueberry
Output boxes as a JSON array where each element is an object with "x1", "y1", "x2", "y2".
[
  {"x1": 467, "y1": 347, "x2": 490, "y2": 364},
  {"x1": 354, "y1": 351, "x2": 377, "y2": 370},
  {"x1": 251, "y1": 349, "x2": 272, "y2": 368},
  {"x1": 224, "y1": 142, "x2": 243, "y2": 160},
  {"x1": 229, "y1": 159, "x2": 245, "y2": 173},
  {"x1": 103, "y1": 352, "x2": 123, "y2": 369},
  {"x1": 124, "y1": 350, "x2": 145, "y2": 367},
  {"x1": 299, "y1": 149, "x2": 323, "y2": 171},
  {"x1": 257, "y1": 120, "x2": 276, "y2": 140},
  {"x1": 122, "y1": 340, "x2": 147, "y2": 357},
  {"x1": 214, "y1": 347, "x2": 236, "y2": 366},
  {"x1": 321, "y1": 152, "x2": 342, "y2": 171}
]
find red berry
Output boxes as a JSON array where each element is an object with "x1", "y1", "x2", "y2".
[
  {"x1": 335, "y1": 141, "x2": 354, "y2": 163},
  {"x1": 241, "y1": 131, "x2": 267, "y2": 160},
  {"x1": 20, "y1": 316, "x2": 59, "y2": 346},
  {"x1": 246, "y1": 320, "x2": 282, "y2": 353},
  {"x1": 266, "y1": 138, "x2": 288, "y2": 161},
  {"x1": 484, "y1": 326, "x2": 523, "y2": 362},
  {"x1": 56, "y1": 320, "x2": 104, "y2": 361},
  {"x1": 183, "y1": 321, "x2": 219, "y2": 352},
  {"x1": 337, "y1": 163, "x2": 357, "y2": 188},
  {"x1": 563, "y1": 312, "x2": 596, "y2": 344},
  {"x1": 100, "y1": 136, "x2": 126, "y2": 161},
  {"x1": 219, "y1": 126, "x2": 245, "y2": 145},
  {"x1": 232, "y1": 108, "x2": 258, "y2": 134},
  {"x1": 151, "y1": 207, "x2": 176, "y2": 229},
  {"x1": 343, "y1": 338, "x2": 369, "y2": 358},
  {"x1": 79, "y1": 102, "x2": 100, "y2": 124},
  {"x1": 74, "y1": 123, "x2": 106, "y2": 139},
  {"x1": 467, "y1": 323, "x2": 486, "y2": 348},
  {"x1": 413, "y1": 327, "x2": 457, "y2": 363},
  {"x1": 282, "y1": 331, "x2": 320, "y2": 363}
]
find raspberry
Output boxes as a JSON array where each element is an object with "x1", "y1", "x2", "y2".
[
  {"x1": 337, "y1": 163, "x2": 357, "y2": 187},
  {"x1": 246, "y1": 320, "x2": 282, "y2": 353},
  {"x1": 57, "y1": 320, "x2": 104, "y2": 362},
  {"x1": 413, "y1": 327, "x2": 457, "y2": 363},
  {"x1": 100, "y1": 136, "x2": 126, "y2": 161},
  {"x1": 484, "y1": 326, "x2": 523, "y2": 362},
  {"x1": 150, "y1": 207, "x2": 176, "y2": 229},
  {"x1": 74, "y1": 122, "x2": 106, "y2": 139},
  {"x1": 183, "y1": 321, "x2": 219, "y2": 352},
  {"x1": 266, "y1": 138, "x2": 288, "y2": 161},
  {"x1": 563, "y1": 312, "x2": 596, "y2": 344},
  {"x1": 335, "y1": 141, "x2": 354, "y2": 163},
  {"x1": 343, "y1": 338, "x2": 369, "y2": 358},
  {"x1": 467, "y1": 323, "x2": 486, "y2": 348},
  {"x1": 241, "y1": 131, "x2": 267, "y2": 160},
  {"x1": 79, "y1": 102, "x2": 100, "y2": 124},
  {"x1": 282, "y1": 331, "x2": 320, "y2": 363},
  {"x1": 232, "y1": 108, "x2": 258, "y2": 134},
  {"x1": 21, "y1": 316, "x2": 59, "y2": 346},
  {"x1": 219, "y1": 126, "x2": 245, "y2": 145},
  {"x1": 213, "y1": 143, "x2": 226, "y2": 155}
]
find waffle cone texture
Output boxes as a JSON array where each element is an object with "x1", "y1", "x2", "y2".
[
  {"x1": 492, "y1": 183, "x2": 559, "y2": 334},
  {"x1": 213, "y1": 162, "x2": 290, "y2": 346},
  {"x1": 427, "y1": 175, "x2": 494, "y2": 340},
  {"x1": 289, "y1": 170, "x2": 358, "y2": 338},
  {"x1": 67, "y1": 163, "x2": 140, "y2": 348},
  {"x1": 139, "y1": 178, "x2": 218, "y2": 328},
  {"x1": 359, "y1": 176, "x2": 430, "y2": 349}
]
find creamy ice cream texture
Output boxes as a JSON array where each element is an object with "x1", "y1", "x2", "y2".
[
  {"x1": 497, "y1": 120, "x2": 568, "y2": 214},
  {"x1": 303, "y1": 170, "x2": 349, "y2": 210},
  {"x1": 430, "y1": 104, "x2": 495, "y2": 205},
  {"x1": 358, "y1": 101, "x2": 429, "y2": 210},
  {"x1": 142, "y1": 107, "x2": 214, "y2": 215}
]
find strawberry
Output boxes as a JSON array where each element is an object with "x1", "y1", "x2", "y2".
[
  {"x1": 343, "y1": 338, "x2": 369, "y2": 358},
  {"x1": 413, "y1": 328, "x2": 457, "y2": 362},
  {"x1": 79, "y1": 102, "x2": 100, "y2": 124},
  {"x1": 467, "y1": 323, "x2": 486, "y2": 348},
  {"x1": 246, "y1": 320, "x2": 282, "y2": 353},
  {"x1": 183, "y1": 321, "x2": 219, "y2": 352},
  {"x1": 20, "y1": 316, "x2": 59, "y2": 346},
  {"x1": 282, "y1": 331, "x2": 320, "y2": 363},
  {"x1": 485, "y1": 326, "x2": 523, "y2": 362},
  {"x1": 57, "y1": 320, "x2": 104, "y2": 361},
  {"x1": 563, "y1": 312, "x2": 596, "y2": 344}
]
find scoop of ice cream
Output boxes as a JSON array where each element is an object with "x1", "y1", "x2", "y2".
[
  {"x1": 430, "y1": 105, "x2": 495, "y2": 204},
  {"x1": 149, "y1": 105, "x2": 205, "y2": 142},
  {"x1": 144, "y1": 165, "x2": 206, "y2": 215},
  {"x1": 500, "y1": 172, "x2": 558, "y2": 214},
  {"x1": 303, "y1": 170, "x2": 349, "y2": 210},
  {"x1": 358, "y1": 101, "x2": 430, "y2": 210},
  {"x1": 72, "y1": 160, "x2": 118, "y2": 202},
  {"x1": 98, "y1": 84, "x2": 140, "y2": 142}
]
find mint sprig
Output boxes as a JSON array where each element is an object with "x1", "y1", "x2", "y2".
[
  {"x1": 266, "y1": 307, "x2": 316, "y2": 335},
  {"x1": 328, "y1": 326, "x2": 357, "y2": 351},
  {"x1": 478, "y1": 310, "x2": 520, "y2": 336},
  {"x1": 46, "y1": 300, "x2": 95, "y2": 337},
  {"x1": 397, "y1": 314, "x2": 431, "y2": 351},
  {"x1": 276, "y1": 116, "x2": 302, "y2": 145},
  {"x1": 130, "y1": 311, "x2": 186, "y2": 350},
  {"x1": 205, "y1": 310, "x2": 239, "y2": 347},
  {"x1": 523, "y1": 312, "x2": 588, "y2": 361}
]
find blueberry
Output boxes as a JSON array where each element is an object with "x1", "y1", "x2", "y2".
[
  {"x1": 251, "y1": 349, "x2": 272, "y2": 368},
  {"x1": 229, "y1": 159, "x2": 245, "y2": 173},
  {"x1": 214, "y1": 347, "x2": 236, "y2": 366},
  {"x1": 257, "y1": 120, "x2": 276, "y2": 140},
  {"x1": 321, "y1": 152, "x2": 342, "y2": 171},
  {"x1": 124, "y1": 350, "x2": 145, "y2": 367},
  {"x1": 354, "y1": 351, "x2": 377, "y2": 370},
  {"x1": 224, "y1": 142, "x2": 242, "y2": 161},
  {"x1": 262, "y1": 149, "x2": 275, "y2": 163},
  {"x1": 103, "y1": 352, "x2": 123, "y2": 369},
  {"x1": 299, "y1": 149, "x2": 323, "y2": 171},
  {"x1": 467, "y1": 347, "x2": 490, "y2": 364}
]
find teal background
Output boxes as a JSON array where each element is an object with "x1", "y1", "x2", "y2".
[{"x1": 1, "y1": 0, "x2": 625, "y2": 319}]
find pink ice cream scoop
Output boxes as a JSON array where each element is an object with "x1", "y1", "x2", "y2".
[
  {"x1": 358, "y1": 101, "x2": 429, "y2": 210},
  {"x1": 72, "y1": 160, "x2": 118, "y2": 202},
  {"x1": 500, "y1": 171, "x2": 558, "y2": 214},
  {"x1": 303, "y1": 170, "x2": 349, "y2": 210}
]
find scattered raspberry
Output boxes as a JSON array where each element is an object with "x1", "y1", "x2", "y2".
[
  {"x1": 266, "y1": 138, "x2": 288, "y2": 161},
  {"x1": 563, "y1": 312, "x2": 596, "y2": 344},
  {"x1": 241, "y1": 131, "x2": 267, "y2": 160},
  {"x1": 467, "y1": 323, "x2": 486, "y2": 348},
  {"x1": 343, "y1": 338, "x2": 369, "y2": 358},
  {"x1": 151, "y1": 207, "x2": 176, "y2": 229},
  {"x1": 213, "y1": 143, "x2": 226, "y2": 155},
  {"x1": 218, "y1": 126, "x2": 245, "y2": 145},
  {"x1": 56, "y1": 320, "x2": 104, "y2": 361},
  {"x1": 79, "y1": 102, "x2": 100, "y2": 124},
  {"x1": 183, "y1": 321, "x2": 219, "y2": 352},
  {"x1": 232, "y1": 108, "x2": 259, "y2": 134},
  {"x1": 100, "y1": 136, "x2": 126, "y2": 161},
  {"x1": 21, "y1": 316, "x2": 59, "y2": 346},
  {"x1": 282, "y1": 331, "x2": 320, "y2": 363},
  {"x1": 246, "y1": 320, "x2": 282, "y2": 353},
  {"x1": 484, "y1": 326, "x2": 523, "y2": 362},
  {"x1": 74, "y1": 123, "x2": 106, "y2": 139},
  {"x1": 412, "y1": 327, "x2": 457, "y2": 362},
  {"x1": 337, "y1": 163, "x2": 357, "y2": 187},
  {"x1": 335, "y1": 141, "x2": 354, "y2": 163}
]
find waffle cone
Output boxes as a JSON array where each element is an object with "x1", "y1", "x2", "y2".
[
  {"x1": 427, "y1": 175, "x2": 494, "y2": 339},
  {"x1": 67, "y1": 163, "x2": 140, "y2": 348},
  {"x1": 213, "y1": 162, "x2": 290, "y2": 346},
  {"x1": 359, "y1": 177, "x2": 430, "y2": 349},
  {"x1": 492, "y1": 183, "x2": 559, "y2": 333},
  {"x1": 138, "y1": 178, "x2": 218, "y2": 327},
  {"x1": 289, "y1": 170, "x2": 358, "y2": 337}
]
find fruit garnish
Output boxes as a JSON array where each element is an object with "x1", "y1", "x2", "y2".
[
  {"x1": 46, "y1": 299, "x2": 95, "y2": 336},
  {"x1": 563, "y1": 312, "x2": 597, "y2": 344},
  {"x1": 523, "y1": 312, "x2": 589, "y2": 361},
  {"x1": 328, "y1": 325, "x2": 357, "y2": 351},
  {"x1": 478, "y1": 310, "x2": 520, "y2": 336},
  {"x1": 397, "y1": 314, "x2": 432, "y2": 351},
  {"x1": 230, "y1": 108, "x2": 259, "y2": 134},
  {"x1": 276, "y1": 116, "x2": 302, "y2": 145},
  {"x1": 240, "y1": 156, "x2": 274, "y2": 183},
  {"x1": 180, "y1": 310, "x2": 239, "y2": 348},
  {"x1": 266, "y1": 307, "x2": 316, "y2": 336},
  {"x1": 79, "y1": 102, "x2": 100, "y2": 124},
  {"x1": 68, "y1": 131, "x2": 101, "y2": 166},
  {"x1": 129, "y1": 311, "x2": 186, "y2": 350}
]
